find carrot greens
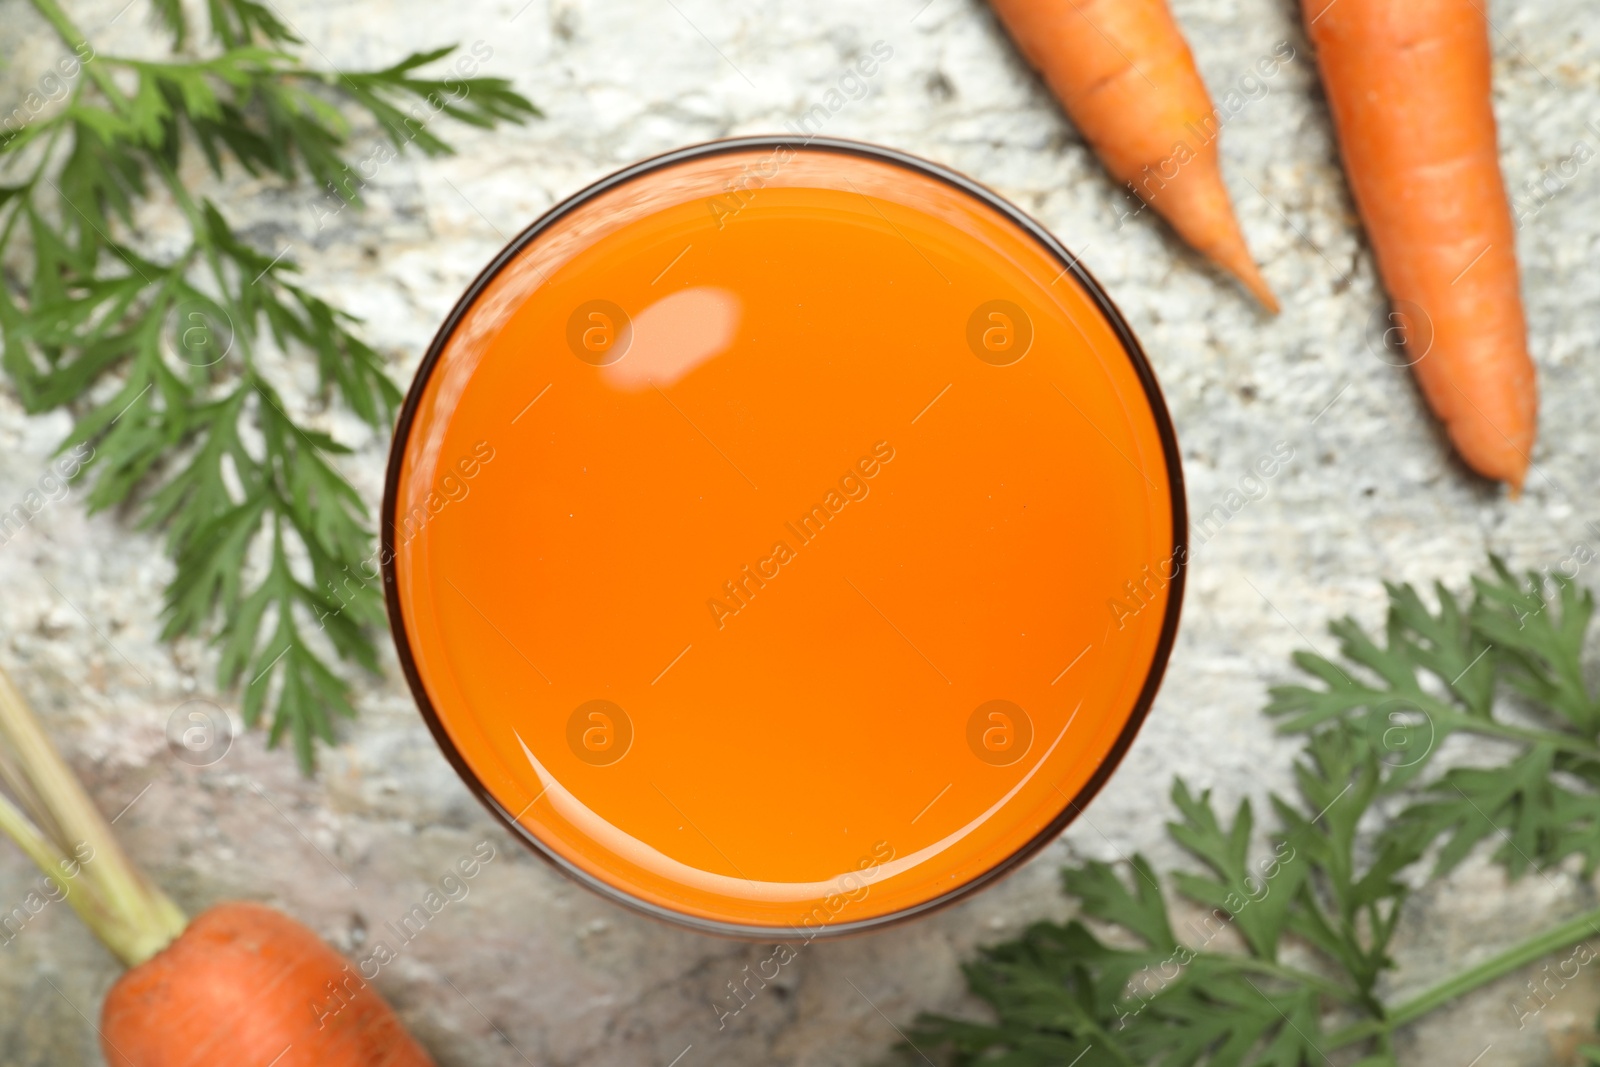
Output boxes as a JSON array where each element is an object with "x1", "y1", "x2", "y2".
[
  {"x1": 908, "y1": 561, "x2": 1600, "y2": 1066},
  {"x1": 0, "y1": 0, "x2": 538, "y2": 770}
]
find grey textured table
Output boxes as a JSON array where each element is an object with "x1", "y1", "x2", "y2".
[{"x1": 2, "y1": 0, "x2": 1598, "y2": 1063}]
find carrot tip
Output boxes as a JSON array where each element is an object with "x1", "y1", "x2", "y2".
[
  {"x1": 1232, "y1": 262, "x2": 1279, "y2": 314},
  {"x1": 1203, "y1": 239, "x2": 1278, "y2": 313},
  {"x1": 1252, "y1": 283, "x2": 1281, "y2": 315}
]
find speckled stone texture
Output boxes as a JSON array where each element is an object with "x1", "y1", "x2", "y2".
[{"x1": 1, "y1": 0, "x2": 1599, "y2": 1063}]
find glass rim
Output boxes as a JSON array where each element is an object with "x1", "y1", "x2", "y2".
[{"x1": 380, "y1": 134, "x2": 1190, "y2": 940}]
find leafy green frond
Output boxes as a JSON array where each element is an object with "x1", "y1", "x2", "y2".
[
  {"x1": 208, "y1": 0, "x2": 299, "y2": 48},
  {"x1": 334, "y1": 46, "x2": 543, "y2": 157},
  {"x1": 1471, "y1": 558, "x2": 1600, "y2": 736},
  {"x1": 914, "y1": 912, "x2": 1339, "y2": 1067},
  {"x1": 1383, "y1": 744, "x2": 1600, "y2": 878},
  {"x1": 0, "y1": 0, "x2": 538, "y2": 771},
  {"x1": 152, "y1": 0, "x2": 298, "y2": 50},
  {"x1": 1122, "y1": 970, "x2": 1325, "y2": 1067},
  {"x1": 1169, "y1": 783, "x2": 1306, "y2": 960},
  {"x1": 233, "y1": 527, "x2": 358, "y2": 772},
  {"x1": 906, "y1": 564, "x2": 1600, "y2": 1066},
  {"x1": 1276, "y1": 728, "x2": 1413, "y2": 1001},
  {"x1": 54, "y1": 121, "x2": 148, "y2": 259},
  {"x1": 1385, "y1": 579, "x2": 1494, "y2": 716},
  {"x1": 1064, "y1": 856, "x2": 1176, "y2": 953},
  {"x1": 147, "y1": 0, "x2": 187, "y2": 48}
]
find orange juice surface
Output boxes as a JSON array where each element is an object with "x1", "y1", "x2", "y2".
[{"x1": 386, "y1": 141, "x2": 1184, "y2": 935}]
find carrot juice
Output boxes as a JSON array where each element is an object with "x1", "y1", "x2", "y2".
[{"x1": 383, "y1": 138, "x2": 1186, "y2": 936}]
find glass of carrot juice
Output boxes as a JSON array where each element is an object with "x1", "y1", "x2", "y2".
[{"x1": 383, "y1": 137, "x2": 1186, "y2": 937}]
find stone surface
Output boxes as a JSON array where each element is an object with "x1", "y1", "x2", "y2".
[{"x1": 2, "y1": 0, "x2": 1600, "y2": 1064}]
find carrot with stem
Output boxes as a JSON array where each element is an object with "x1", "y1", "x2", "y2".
[
  {"x1": 988, "y1": 0, "x2": 1279, "y2": 310},
  {"x1": 0, "y1": 667, "x2": 434, "y2": 1066},
  {"x1": 1305, "y1": 0, "x2": 1538, "y2": 490}
]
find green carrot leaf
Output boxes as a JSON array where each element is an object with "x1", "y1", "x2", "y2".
[
  {"x1": 0, "y1": 0, "x2": 538, "y2": 771},
  {"x1": 902, "y1": 563, "x2": 1600, "y2": 1066}
]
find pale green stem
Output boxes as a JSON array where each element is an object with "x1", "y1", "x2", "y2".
[
  {"x1": 0, "y1": 667, "x2": 186, "y2": 966},
  {"x1": 1328, "y1": 904, "x2": 1600, "y2": 1050},
  {"x1": 1415, "y1": 694, "x2": 1600, "y2": 759},
  {"x1": 1229, "y1": 955, "x2": 1364, "y2": 1006},
  {"x1": 0, "y1": 788, "x2": 63, "y2": 881}
]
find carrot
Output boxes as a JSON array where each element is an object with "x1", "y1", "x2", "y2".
[
  {"x1": 1305, "y1": 0, "x2": 1538, "y2": 489},
  {"x1": 101, "y1": 902, "x2": 433, "y2": 1067},
  {"x1": 988, "y1": 0, "x2": 1278, "y2": 310},
  {"x1": 0, "y1": 668, "x2": 434, "y2": 1066}
]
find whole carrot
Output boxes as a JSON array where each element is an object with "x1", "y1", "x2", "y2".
[
  {"x1": 1306, "y1": 0, "x2": 1537, "y2": 489},
  {"x1": 0, "y1": 667, "x2": 435, "y2": 1066},
  {"x1": 101, "y1": 902, "x2": 433, "y2": 1067},
  {"x1": 988, "y1": 0, "x2": 1278, "y2": 310}
]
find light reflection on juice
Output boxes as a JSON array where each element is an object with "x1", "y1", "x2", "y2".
[{"x1": 386, "y1": 141, "x2": 1184, "y2": 934}]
